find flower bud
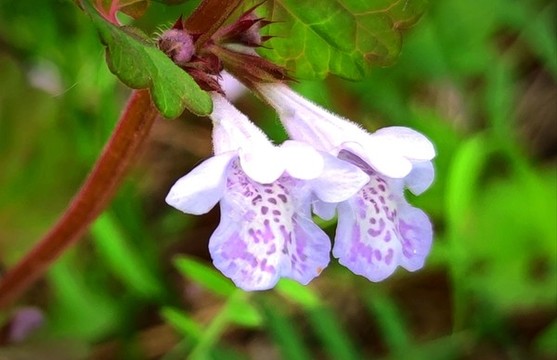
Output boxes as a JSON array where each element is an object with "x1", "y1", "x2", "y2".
[{"x1": 158, "y1": 29, "x2": 195, "y2": 67}]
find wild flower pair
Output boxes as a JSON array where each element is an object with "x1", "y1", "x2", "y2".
[{"x1": 165, "y1": 79, "x2": 435, "y2": 291}]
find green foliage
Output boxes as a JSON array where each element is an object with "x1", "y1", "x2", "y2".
[
  {"x1": 91, "y1": 212, "x2": 166, "y2": 299},
  {"x1": 258, "y1": 298, "x2": 313, "y2": 360},
  {"x1": 258, "y1": 0, "x2": 427, "y2": 79},
  {"x1": 174, "y1": 256, "x2": 236, "y2": 298},
  {"x1": 84, "y1": 2, "x2": 212, "y2": 118}
]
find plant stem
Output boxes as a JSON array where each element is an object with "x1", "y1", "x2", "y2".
[
  {"x1": 0, "y1": 90, "x2": 157, "y2": 310},
  {"x1": 184, "y1": 0, "x2": 244, "y2": 49},
  {"x1": 0, "y1": 0, "x2": 245, "y2": 312}
]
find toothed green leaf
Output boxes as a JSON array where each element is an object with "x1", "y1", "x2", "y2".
[
  {"x1": 258, "y1": 0, "x2": 428, "y2": 80},
  {"x1": 85, "y1": 3, "x2": 212, "y2": 118}
]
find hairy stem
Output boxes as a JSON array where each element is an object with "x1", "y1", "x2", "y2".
[
  {"x1": 0, "y1": 0, "x2": 244, "y2": 312},
  {"x1": 184, "y1": 0, "x2": 244, "y2": 49},
  {"x1": 0, "y1": 90, "x2": 157, "y2": 310}
]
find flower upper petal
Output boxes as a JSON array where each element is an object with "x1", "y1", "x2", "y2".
[
  {"x1": 255, "y1": 83, "x2": 436, "y2": 181},
  {"x1": 280, "y1": 140, "x2": 324, "y2": 180},
  {"x1": 165, "y1": 152, "x2": 235, "y2": 215},
  {"x1": 372, "y1": 126, "x2": 436, "y2": 161},
  {"x1": 239, "y1": 143, "x2": 286, "y2": 184},
  {"x1": 341, "y1": 142, "x2": 413, "y2": 179}
]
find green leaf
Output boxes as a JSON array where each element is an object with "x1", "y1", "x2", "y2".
[
  {"x1": 258, "y1": 298, "x2": 312, "y2": 360},
  {"x1": 258, "y1": 0, "x2": 428, "y2": 79},
  {"x1": 226, "y1": 293, "x2": 262, "y2": 327},
  {"x1": 276, "y1": 280, "x2": 359, "y2": 359},
  {"x1": 161, "y1": 306, "x2": 204, "y2": 339},
  {"x1": 306, "y1": 307, "x2": 360, "y2": 360},
  {"x1": 275, "y1": 278, "x2": 322, "y2": 308},
  {"x1": 90, "y1": 212, "x2": 165, "y2": 299},
  {"x1": 363, "y1": 289, "x2": 411, "y2": 353},
  {"x1": 174, "y1": 256, "x2": 236, "y2": 297},
  {"x1": 84, "y1": 3, "x2": 212, "y2": 118}
]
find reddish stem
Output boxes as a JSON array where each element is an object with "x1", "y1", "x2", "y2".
[
  {"x1": 184, "y1": 0, "x2": 244, "y2": 49},
  {"x1": 0, "y1": 90, "x2": 157, "y2": 310},
  {"x1": 0, "y1": 0, "x2": 245, "y2": 312}
]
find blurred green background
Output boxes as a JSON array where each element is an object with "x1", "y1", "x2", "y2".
[{"x1": 0, "y1": 0, "x2": 556, "y2": 359}]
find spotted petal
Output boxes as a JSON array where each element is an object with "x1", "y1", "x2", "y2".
[
  {"x1": 209, "y1": 161, "x2": 330, "y2": 290},
  {"x1": 397, "y1": 204, "x2": 433, "y2": 271},
  {"x1": 332, "y1": 173, "x2": 433, "y2": 281},
  {"x1": 285, "y1": 211, "x2": 331, "y2": 285}
]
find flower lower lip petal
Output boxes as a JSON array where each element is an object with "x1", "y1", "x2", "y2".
[{"x1": 333, "y1": 173, "x2": 433, "y2": 281}]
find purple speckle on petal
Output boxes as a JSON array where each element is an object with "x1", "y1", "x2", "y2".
[
  {"x1": 368, "y1": 218, "x2": 386, "y2": 237},
  {"x1": 260, "y1": 259, "x2": 276, "y2": 274},
  {"x1": 266, "y1": 244, "x2": 277, "y2": 255},
  {"x1": 252, "y1": 194, "x2": 262, "y2": 205},
  {"x1": 221, "y1": 233, "x2": 258, "y2": 268},
  {"x1": 261, "y1": 206, "x2": 269, "y2": 215},
  {"x1": 385, "y1": 248, "x2": 394, "y2": 265}
]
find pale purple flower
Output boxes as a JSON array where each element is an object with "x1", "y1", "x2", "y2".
[
  {"x1": 256, "y1": 83, "x2": 436, "y2": 281},
  {"x1": 166, "y1": 94, "x2": 368, "y2": 290}
]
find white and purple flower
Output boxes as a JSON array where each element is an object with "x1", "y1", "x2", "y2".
[
  {"x1": 256, "y1": 83, "x2": 436, "y2": 281},
  {"x1": 166, "y1": 94, "x2": 368, "y2": 290}
]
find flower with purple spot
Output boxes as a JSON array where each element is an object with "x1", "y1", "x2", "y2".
[
  {"x1": 256, "y1": 83, "x2": 436, "y2": 281},
  {"x1": 166, "y1": 94, "x2": 369, "y2": 290}
]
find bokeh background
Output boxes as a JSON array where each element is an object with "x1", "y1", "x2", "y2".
[{"x1": 0, "y1": 0, "x2": 556, "y2": 359}]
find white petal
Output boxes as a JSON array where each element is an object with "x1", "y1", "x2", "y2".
[
  {"x1": 280, "y1": 140, "x2": 324, "y2": 180},
  {"x1": 239, "y1": 143, "x2": 286, "y2": 184},
  {"x1": 210, "y1": 94, "x2": 271, "y2": 154},
  {"x1": 342, "y1": 141, "x2": 413, "y2": 179},
  {"x1": 256, "y1": 83, "x2": 366, "y2": 152},
  {"x1": 309, "y1": 153, "x2": 369, "y2": 203},
  {"x1": 220, "y1": 71, "x2": 247, "y2": 101},
  {"x1": 165, "y1": 152, "x2": 235, "y2": 215},
  {"x1": 406, "y1": 161, "x2": 435, "y2": 195},
  {"x1": 372, "y1": 126, "x2": 436, "y2": 161}
]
